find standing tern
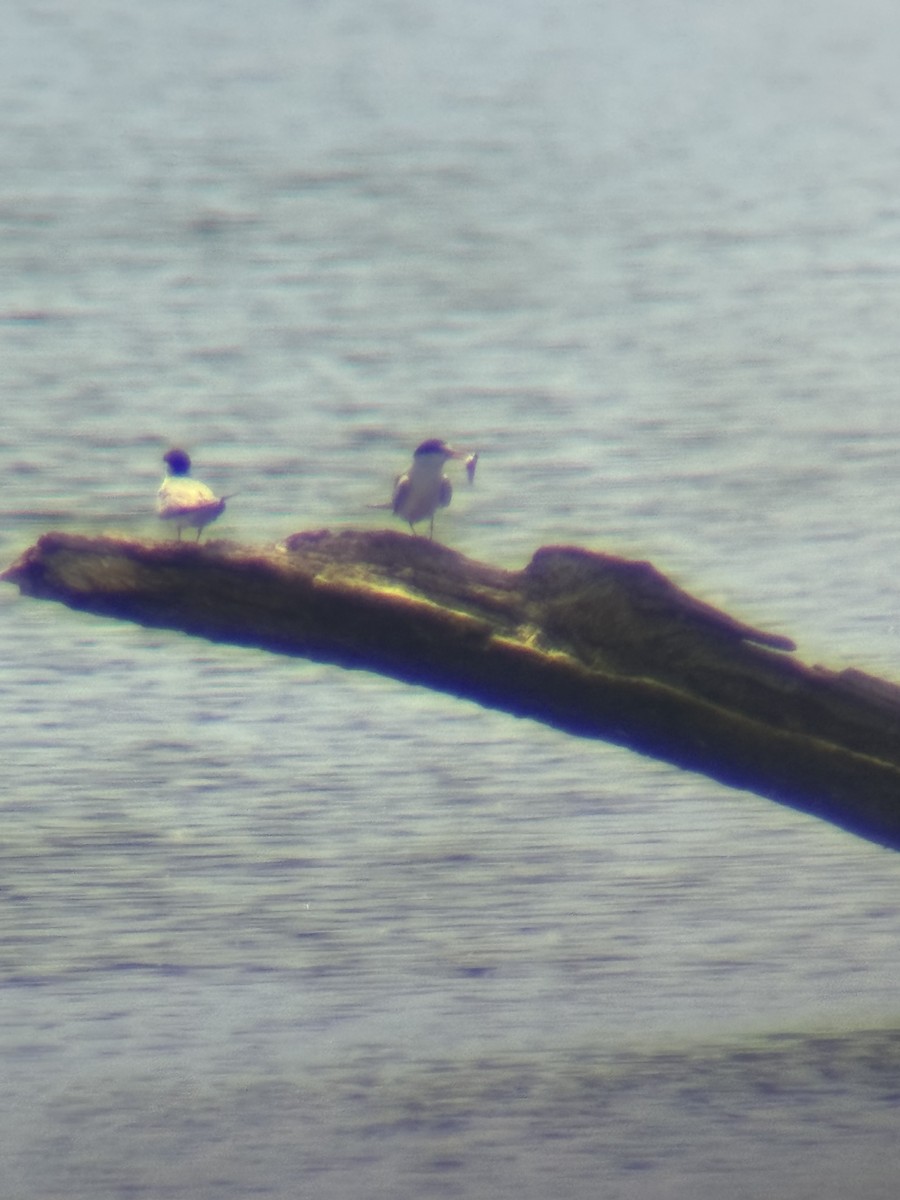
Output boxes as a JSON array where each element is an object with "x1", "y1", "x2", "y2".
[
  {"x1": 385, "y1": 438, "x2": 474, "y2": 539},
  {"x1": 157, "y1": 448, "x2": 227, "y2": 541}
]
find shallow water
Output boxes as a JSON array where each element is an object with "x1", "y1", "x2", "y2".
[{"x1": 3, "y1": 0, "x2": 900, "y2": 1196}]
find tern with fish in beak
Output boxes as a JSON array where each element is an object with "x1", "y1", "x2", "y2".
[{"x1": 384, "y1": 439, "x2": 477, "y2": 539}]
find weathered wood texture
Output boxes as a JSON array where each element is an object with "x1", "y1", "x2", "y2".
[{"x1": 4, "y1": 529, "x2": 900, "y2": 850}]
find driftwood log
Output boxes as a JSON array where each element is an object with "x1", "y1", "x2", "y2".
[{"x1": 4, "y1": 529, "x2": 900, "y2": 851}]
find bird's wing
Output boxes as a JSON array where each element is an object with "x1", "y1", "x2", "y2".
[
  {"x1": 391, "y1": 473, "x2": 411, "y2": 515},
  {"x1": 438, "y1": 476, "x2": 453, "y2": 508}
]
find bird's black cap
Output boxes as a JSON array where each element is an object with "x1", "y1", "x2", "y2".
[
  {"x1": 414, "y1": 438, "x2": 451, "y2": 456},
  {"x1": 163, "y1": 448, "x2": 192, "y2": 475}
]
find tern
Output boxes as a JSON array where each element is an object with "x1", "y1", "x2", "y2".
[
  {"x1": 157, "y1": 448, "x2": 228, "y2": 541},
  {"x1": 387, "y1": 439, "x2": 472, "y2": 538}
]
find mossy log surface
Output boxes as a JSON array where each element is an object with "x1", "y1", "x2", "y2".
[{"x1": 5, "y1": 528, "x2": 900, "y2": 850}]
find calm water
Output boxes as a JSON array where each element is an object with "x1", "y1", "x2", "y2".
[{"x1": 3, "y1": 1, "x2": 900, "y2": 1196}]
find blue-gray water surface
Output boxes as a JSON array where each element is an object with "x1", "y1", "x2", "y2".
[{"x1": 3, "y1": 1, "x2": 900, "y2": 1197}]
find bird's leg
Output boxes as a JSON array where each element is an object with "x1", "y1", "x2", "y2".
[{"x1": 428, "y1": 516, "x2": 435, "y2": 539}]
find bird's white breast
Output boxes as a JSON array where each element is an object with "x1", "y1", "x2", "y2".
[{"x1": 157, "y1": 477, "x2": 218, "y2": 517}]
